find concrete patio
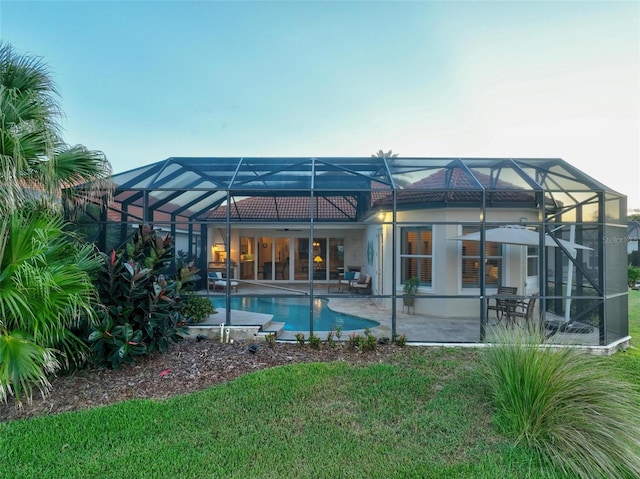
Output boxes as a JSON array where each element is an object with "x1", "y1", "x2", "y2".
[{"x1": 192, "y1": 281, "x2": 610, "y2": 350}]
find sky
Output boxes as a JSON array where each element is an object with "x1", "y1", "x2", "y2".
[{"x1": 1, "y1": 0, "x2": 639, "y2": 209}]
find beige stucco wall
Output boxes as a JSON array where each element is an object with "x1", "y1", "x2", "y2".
[{"x1": 371, "y1": 207, "x2": 539, "y2": 317}]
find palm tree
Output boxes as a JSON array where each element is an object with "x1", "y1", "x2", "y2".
[
  {"x1": 0, "y1": 43, "x2": 110, "y2": 403},
  {"x1": 0, "y1": 207, "x2": 102, "y2": 402},
  {"x1": 0, "y1": 42, "x2": 112, "y2": 216},
  {"x1": 372, "y1": 149, "x2": 399, "y2": 159},
  {"x1": 371, "y1": 149, "x2": 414, "y2": 188}
]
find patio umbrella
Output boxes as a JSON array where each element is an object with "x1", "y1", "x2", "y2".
[
  {"x1": 451, "y1": 225, "x2": 592, "y2": 324},
  {"x1": 449, "y1": 225, "x2": 592, "y2": 250}
]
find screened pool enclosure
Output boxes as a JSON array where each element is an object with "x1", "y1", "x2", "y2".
[{"x1": 71, "y1": 157, "x2": 629, "y2": 349}]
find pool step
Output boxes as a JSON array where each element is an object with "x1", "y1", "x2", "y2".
[{"x1": 258, "y1": 321, "x2": 285, "y2": 339}]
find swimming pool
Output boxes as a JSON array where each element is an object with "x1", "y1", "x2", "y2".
[{"x1": 210, "y1": 297, "x2": 379, "y2": 331}]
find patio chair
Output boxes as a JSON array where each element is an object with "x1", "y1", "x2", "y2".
[
  {"x1": 338, "y1": 271, "x2": 356, "y2": 288},
  {"x1": 207, "y1": 272, "x2": 239, "y2": 292},
  {"x1": 350, "y1": 274, "x2": 372, "y2": 295},
  {"x1": 508, "y1": 294, "x2": 538, "y2": 329},
  {"x1": 486, "y1": 286, "x2": 518, "y2": 323}
]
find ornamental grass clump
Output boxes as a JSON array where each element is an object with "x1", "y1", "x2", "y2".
[{"x1": 482, "y1": 326, "x2": 640, "y2": 479}]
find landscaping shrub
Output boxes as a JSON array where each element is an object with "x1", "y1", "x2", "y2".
[
  {"x1": 307, "y1": 333, "x2": 321, "y2": 349},
  {"x1": 482, "y1": 327, "x2": 640, "y2": 479},
  {"x1": 181, "y1": 295, "x2": 216, "y2": 324},
  {"x1": 88, "y1": 224, "x2": 187, "y2": 369},
  {"x1": 0, "y1": 208, "x2": 102, "y2": 402}
]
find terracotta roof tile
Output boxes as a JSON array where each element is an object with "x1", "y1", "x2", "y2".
[{"x1": 207, "y1": 196, "x2": 357, "y2": 220}]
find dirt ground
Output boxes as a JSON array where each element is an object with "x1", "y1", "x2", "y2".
[{"x1": 0, "y1": 339, "x2": 402, "y2": 422}]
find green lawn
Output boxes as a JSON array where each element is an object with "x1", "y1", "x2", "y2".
[
  {"x1": 609, "y1": 289, "x2": 640, "y2": 386},
  {"x1": 627, "y1": 289, "x2": 640, "y2": 343},
  {"x1": 2, "y1": 294, "x2": 639, "y2": 479}
]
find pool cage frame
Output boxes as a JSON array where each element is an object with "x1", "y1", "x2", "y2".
[{"x1": 68, "y1": 157, "x2": 629, "y2": 347}]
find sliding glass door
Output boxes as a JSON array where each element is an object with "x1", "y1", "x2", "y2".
[{"x1": 240, "y1": 235, "x2": 344, "y2": 281}]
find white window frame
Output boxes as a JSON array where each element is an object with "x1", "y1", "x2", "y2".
[{"x1": 400, "y1": 226, "x2": 434, "y2": 289}]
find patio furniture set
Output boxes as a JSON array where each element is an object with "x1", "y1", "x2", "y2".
[{"x1": 486, "y1": 286, "x2": 538, "y2": 329}]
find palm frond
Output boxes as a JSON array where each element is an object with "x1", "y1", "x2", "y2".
[
  {"x1": 0, "y1": 330, "x2": 60, "y2": 405},
  {"x1": 0, "y1": 42, "x2": 112, "y2": 215},
  {"x1": 0, "y1": 209, "x2": 100, "y2": 359}
]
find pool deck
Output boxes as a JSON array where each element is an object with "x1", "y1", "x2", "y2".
[{"x1": 195, "y1": 281, "x2": 613, "y2": 350}]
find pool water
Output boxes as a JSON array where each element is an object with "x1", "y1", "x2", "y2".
[{"x1": 210, "y1": 296, "x2": 379, "y2": 331}]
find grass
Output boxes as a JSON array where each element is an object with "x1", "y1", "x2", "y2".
[
  {"x1": 482, "y1": 324, "x2": 640, "y2": 478},
  {"x1": 1, "y1": 349, "x2": 552, "y2": 478},
  {"x1": 1, "y1": 293, "x2": 639, "y2": 478}
]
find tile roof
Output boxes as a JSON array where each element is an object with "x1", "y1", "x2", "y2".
[
  {"x1": 373, "y1": 168, "x2": 537, "y2": 207},
  {"x1": 207, "y1": 196, "x2": 358, "y2": 221}
]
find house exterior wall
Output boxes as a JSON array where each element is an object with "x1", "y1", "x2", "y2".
[{"x1": 373, "y1": 207, "x2": 540, "y2": 318}]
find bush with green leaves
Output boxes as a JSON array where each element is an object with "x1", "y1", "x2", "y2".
[
  {"x1": 88, "y1": 224, "x2": 186, "y2": 369},
  {"x1": 347, "y1": 332, "x2": 363, "y2": 350},
  {"x1": 264, "y1": 333, "x2": 276, "y2": 347},
  {"x1": 325, "y1": 330, "x2": 335, "y2": 347},
  {"x1": 482, "y1": 327, "x2": 640, "y2": 479},
  {"x1": 175, "y1": 251, "x2": 202, "y2": 293},
  {"x1": 393, "y1": 333, "x2": 407, "y2": 347},
  {"x1": 307, "y1": 334, "x2": 321, "y2": 349},
  {"x1": 629, "y1": 264, "x2": 640, "y2": 287},
  {"x1": 181, "y1": 295, "x2": 216, "y2": 324},
  {"x1": 363, "y1": 328, "x2": 377, "y2": 351},
  {"x1": 0, "y1": 208, "x2": 102, "y2": 402}
]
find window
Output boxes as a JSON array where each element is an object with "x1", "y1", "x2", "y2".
[
  {"x1": 527, "y1": 246, "x2": 538, "y2": 277},
  {"x1": 401, "y1": 227, "x2": 432, "y2": 287},
  {"x1": 461, "y1": 226, "x2": 502, "y2": 288}
]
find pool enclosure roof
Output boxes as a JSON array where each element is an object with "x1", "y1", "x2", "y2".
[
  {"x1": 103, "y1": 157, "x2": 621, "y2": 223},
  {"x1": 72, "y1": 156, "x2": 630, "y2": 348}
]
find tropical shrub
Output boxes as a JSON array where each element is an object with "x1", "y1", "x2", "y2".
[
  {"x1": 88, "y1": 224, "x2": 186, "y2": 369},
  {"x1": 482, "y1": 327, "x2": 640, "y2": 479},
  {"x1": 0, "y1": 208, "x2": 102, "y2": 402},
  {"x1": 175, "y1": 251, "x2": 202, "y2": 293},
  {"x1": 181, "y1": 295, "x2": 216, "y2": 324}
]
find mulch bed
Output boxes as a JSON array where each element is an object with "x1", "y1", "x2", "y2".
[{"x1": 0, "y1": 339, "x2": 402, "y2": 422}]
